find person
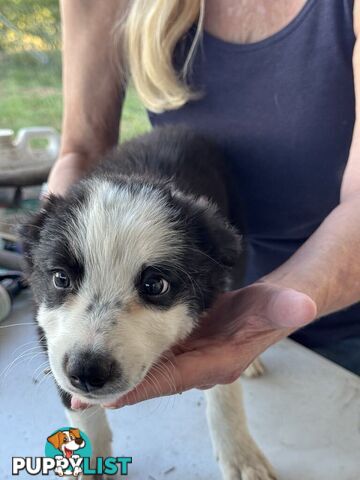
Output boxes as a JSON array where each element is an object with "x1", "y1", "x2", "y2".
[{"x1": 50, "y1": 0, "x2": 360, "y2": 410}]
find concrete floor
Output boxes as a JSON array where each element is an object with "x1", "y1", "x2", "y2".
[{"x1": 0, "y1": 291, "x2": 359, "y2": 480}]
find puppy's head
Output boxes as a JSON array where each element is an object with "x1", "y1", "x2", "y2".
[{"x1": 19, "y1": 177, "x2": 240, "y2": 404}]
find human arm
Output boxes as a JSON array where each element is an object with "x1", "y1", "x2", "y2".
[
  {"x1": 48, "y1": 0, "x2": 128, "y2": 195},
  {"x1": 264, "y1": 2, "x2": 360, "y2": 315}
]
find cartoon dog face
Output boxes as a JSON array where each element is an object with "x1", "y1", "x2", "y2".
[{"x1": 47, "y1": 429, "x2": 85, "y2": 459}]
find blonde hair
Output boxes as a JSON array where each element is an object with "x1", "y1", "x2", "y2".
[{"x1": 118, "y1": 0, "x2": 204, "y2": 113}]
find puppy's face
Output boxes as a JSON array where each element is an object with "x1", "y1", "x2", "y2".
[{"x1": 20, "y1": 178, "x2": 240, "y2": 404}]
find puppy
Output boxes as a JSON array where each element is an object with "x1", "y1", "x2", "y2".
[{"x1": 20, "y1": 127, "x2": 275, "y2": 480}]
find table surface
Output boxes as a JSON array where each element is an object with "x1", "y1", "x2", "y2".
[{"x1": 0, "y1": 291, "x2": 359, "y2": 480}]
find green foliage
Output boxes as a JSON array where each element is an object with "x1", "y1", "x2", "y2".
[
  {"x1": 0, "y1": 50, "x2": 62, "y2": 131},
  {"x1": 122, "y1": 87, "x2": 151, "y2": 141},
  {"x1": 0, "y1": 2, "x2": 150, "y2": 140},
  {"x1": 0, "y1": 0, "x2": 60, "y2": 52},
  {"x1": 1, "y1": 50, "x2": 150, "y2": 141}
]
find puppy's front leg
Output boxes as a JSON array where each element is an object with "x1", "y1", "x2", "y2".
[
  {"x1": 205, "y1": 382, "x2": 276, "y2": 480},
  {"x1": 66, "y1": 406, "x2": 113, "y2": 480}
]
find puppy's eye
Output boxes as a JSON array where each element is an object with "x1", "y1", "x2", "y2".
[
  {"x1": 63, "y1": 437, "x2": 68, "y2": 443},
  {"x1": 53, "y1": 270, "x2": 71, "y2": 289},
  {"x1": 141, "y1": 274, "x2": 170, "y2": 296}
]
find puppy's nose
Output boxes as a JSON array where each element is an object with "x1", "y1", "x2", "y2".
[{"x1": 65, "y1": 351, "x2": 116, "y2": 393}]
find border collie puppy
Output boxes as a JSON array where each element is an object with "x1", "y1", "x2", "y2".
[{"x1": 20, "y1": 126, "x2": 275, "y2": 480}]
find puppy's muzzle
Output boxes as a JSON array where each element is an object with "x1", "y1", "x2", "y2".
[{"x1": 64, "y1": 350, "x2": 119, "y2": 393}]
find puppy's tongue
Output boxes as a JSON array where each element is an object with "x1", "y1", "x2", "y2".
[
  {"x1": 71, "y1": 396, "x2": 90, "y2": 410},
  {"x1": 65, "y1": 448, "x2": 72, "y2": 459}
]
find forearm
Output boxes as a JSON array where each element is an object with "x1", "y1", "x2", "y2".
[
  {"x1": 60, "y1": 0, "x2": 126, "y2": 161},
  {"x1": 263, "y1": 194, "x2": 360, "y2": 318}
]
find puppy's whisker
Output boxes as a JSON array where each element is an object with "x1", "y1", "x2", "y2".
[
  {"x1": 37, "y1": 369, "x2": 53, "y2": 387},
  {"x1": 0, "y1": 219, "x2": 43, "y2": 230},
  {"x1": 0, "y1": 322, "x2": 35, "y2": 329},
  {"x1": 152, "y1": 363, "x2": 177, "y2": 396},
  {"x1": 12, "y1": 338, "x2": 45, "y2": 356},
  {"x1": 148, "y1": 369, "x2": 171, "y2": 413},
  {"x1": 140, "y1": 375, "x2": 152, "y2": 403},
  {"x1": 33, "y1": 369, "x2": 50, "y2": 385},
  {"x1": 146, "y1": 369, "x2": 163, "y2": 398},
  {"x1": 161, "y1": 260, "x2": 206, "y2": 309},
  {"x1": 24, "y1": 351, "x2": 47, "y2": 369},
  {"x1": 138, "y1": 374, "x2": 167, "y2": 416},
  {"x1": 187, "y1": 246, "x2": 224, "y2": 267},
  {"x1": 32, "y1": 359, "x2": 50, "y2": 380},
  {"x1": 0, "y1": 344, "x2": 44, "y2": 377},
  {"x1": 1, "y1": 350, "x2": 45, "y2": 382},
  {"x1": 156, "y1": 357, "x2": 179, "y2": 408}
]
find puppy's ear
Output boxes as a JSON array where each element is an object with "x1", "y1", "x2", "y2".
[
  {"x1": 193, "y1": 197, "x2": 242, "y2": 268},
  {"x1": 47, "y1": 431, "x2": 63, "y2": 450},
  {"x1": 172, "y1": 191, "x2": 242, "y2": 268},
  {"x1": 17, "y1": 195, "x2": 59, "y2": 270}
]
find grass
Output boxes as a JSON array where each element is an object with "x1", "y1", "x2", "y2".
[{"x1": 0, "y1": 50, "x2": 150, "y2": 142}]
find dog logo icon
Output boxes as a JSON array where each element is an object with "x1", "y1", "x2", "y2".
[{"x1": 46, "y1": 428, "x2": 90, "y2": 477}]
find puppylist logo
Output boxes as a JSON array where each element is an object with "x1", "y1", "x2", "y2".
[{"x1": 12, "y1": 427, "x2": 132, "y2": 477}]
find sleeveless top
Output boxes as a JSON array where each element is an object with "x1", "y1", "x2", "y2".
[{"x1": 148, "y1": 0, "x2": 360, "y2": 354}]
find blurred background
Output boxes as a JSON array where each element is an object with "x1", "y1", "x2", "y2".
[{"x1": 0, "y1": 0, "x2": 149, "y2": 141}]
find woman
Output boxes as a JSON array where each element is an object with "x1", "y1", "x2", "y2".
[{"x1": 50, "y1": 0, "x2": 360, "y2": 409}]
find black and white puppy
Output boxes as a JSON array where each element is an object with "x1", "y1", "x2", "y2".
[{"x1": 20, "y1": 127, "x2": 275, "y2": 480}]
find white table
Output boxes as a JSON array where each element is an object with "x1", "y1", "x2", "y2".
[{"x1": 0, "y1": 291, "x2": 359, "y2": 479}]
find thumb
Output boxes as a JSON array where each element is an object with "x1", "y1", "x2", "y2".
[{"x1": 266, "y1": 286, "x2": 317, "y2": 329}]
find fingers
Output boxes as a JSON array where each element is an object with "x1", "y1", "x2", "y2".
[{"x1": 102, "y1": 344, "x2": 239, "y2": 409}]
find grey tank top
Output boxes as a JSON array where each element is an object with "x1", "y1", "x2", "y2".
[{"x1": 148, "y1": 0, "x2": 359, "y2": 351}]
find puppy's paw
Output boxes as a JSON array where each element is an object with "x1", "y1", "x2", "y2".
[
  {"x1": 242, "y1": 358, "x2": 265, "y2": 378},
  {"x1": 78, "y1": 443, "x2": 113, "y2": 480},
  {"x1": 221, "y1": 463, "x2": 276, "y2": 480},
  {"x1": 241, "y1": 465, "x2": 277, "y2": 480},
  {"x1": 217, "y1": 443, "x2": 276, "y2": 480},
  {"x1": 220, "y1": 460, "x2": 277, "y2": 480}
]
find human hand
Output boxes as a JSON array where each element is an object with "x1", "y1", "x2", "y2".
[
  {"x1": 71, "y1": 282, "x2": 317, "y2": 410},
  {"x1": 47, "y1": 152, "x2": 94, "y2": 196}
]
